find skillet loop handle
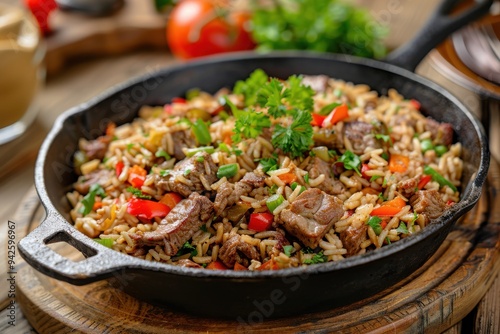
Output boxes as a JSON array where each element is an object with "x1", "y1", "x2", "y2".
[
  {"x1": 384, "y1": 0, "x2": 493, "y2": 72},
  {"x1": 18, "y1": 213, "x2": 127, "y2": 285}
]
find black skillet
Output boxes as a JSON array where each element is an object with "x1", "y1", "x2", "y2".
[{"x1": 18, "y1": 0, "x2": 491, "y2": 319}]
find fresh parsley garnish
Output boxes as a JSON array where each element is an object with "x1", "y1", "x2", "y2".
[
  {"x1": 301, "y1": 246, "x2": 314, "y2": 254},
  {"x1": 338, "y1": 150, "x2": 361, "y2": 175},
  {"x1": 126, "y1": 143, "x2": 134, "y2": 152},
  {"x1": 200, "y1": 225, "x2": 208, "y2": 232},
  {"x1": 126, "y1": 187, "x2": 152, "y2": 199},
  {"x1": 375, "y1": 133, "x2": 392, "y2": 144},
  {"x1": 257, "y1": 78, "x2": 290, "y2": 118},
  {"x1": 80, "y1": 184, "x2": 106, "y2": 216},
  {"x1": 233, "y1": 69, "x2": 269, "y2": 106},
  {"x1": 155, "y1": 149, "x2": 171, "y2": 160},
  {"x1": 175, "y1": 241, "x2": 197, "y2": 257},
  {"x1": 286, "y1": 75, "x2": 314, "y2": 112},
  {"x1": 396, "y1": 222, "x2": 409, "y2": 234},
  {"x1": 303, "y1": 251, "x2": 327, "y2": 264},
  {"x1": 226, "y1": 97, "x2": 271, "y2": 143},
  {"x1": 367, "y1": 216, "x2": 382, "y2": 235},
  {"x1": 260, "y1": 157, "x2": 279, "y2": 174},
  {"x1": 271, "y1": 109, "x2": 313, "y2": 158}
]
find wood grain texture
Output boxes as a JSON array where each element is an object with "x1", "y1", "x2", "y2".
[{"x1": 6, "y1": 160, "x2": 499, "y2": 334}]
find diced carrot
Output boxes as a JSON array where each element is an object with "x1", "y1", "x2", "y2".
[
  {"x1": 257, "y1": 259, "x2": 279, "y2": 271},
  {"x1": 322, "y1": 104, "x2": 349, "y2": 127},
  {"x1": 371, "y1": 197, "x2": 406, "y2": 216},
  {"x1": 206, "y1": 261, "x2": 228, "y2": 270},
  {"x1": 233, "y1": 262, "x2": 248, "y2": 271},
  {"x1": 105, "y1": 122, "x2": 116, "y2": 136},
  {"x1": 388, "y1": 154, "x2": 409, "y2": 173},
  {"x1": 93, "y1": 202, "x2": 104, "y2": 210},
  {"x1": 361, "y1": 187, "x2": 380, "y2": 196},
  {"x1": 160, "y1": 192, "x2": 183, "y2": 210},
  {"x1": 128, "y1": 165, "x2": 147, "y2": 188},
  {"x1": 278, "y1": 172, "x2": 297, "y2": 184}
]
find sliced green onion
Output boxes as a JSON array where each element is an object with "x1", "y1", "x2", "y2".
[
  {"x1": 421, "y1": 139, "x2": 434, "y2": 153},
  {"x1": 195, "y1": 156, "x2": 205, "y2": 162},
  {"x1": 434, "y1": 145, "x2": 448, "y2": 157},
  {"x1": 155, "y1": 149, "x2": 171, "y2": 160},
  {"x1": 334, "y1": 88, "x2": 342, "y2": 98},
  {"x1": 311, "y1": 146, "x2": 330, "y2": 162},
  {"x1": 192, "y1": 119, "x2": 211, "y2": 145},
  {"x1": 185, "y1": 146, "x2": 215, "y2": 157},
  {"x1": 318, "y1": 102, "x2": 341, "y2": 116},
  {"x1": 423, "y1": 165, "x2": 457, "y2": 192},
  {"x1": 290, "y1": 182, "x2": 306, "y2": 194},
  {"x1": 266, "y1": 194, "x2": 285, "y2": 213},
  {"x1": 94, "y1": 238, "x2": 113, "y2": 248},
  {"x1": 217, "y1": 163, "x2": 238, "y2": 179},
  {"x1": 218, "y1": 142, "x2": 231, "y2": 153}
]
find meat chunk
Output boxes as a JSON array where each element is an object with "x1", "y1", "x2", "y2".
[
  {"x1": 397, "y1": 175, "x2": 420, "y2": 198},
  {"x1": 130, "y1": 193, "x2": 214, "y2": 255},
  {"x1": 213, "y1": 172, "x2": 266, "y2": 216},
  {"x1": 279, "y1": 188, "x2": 344, "y2": 248},
  {"x1": 169, "y1": 129, "x2": 196, "y2": 160},
  {"x1": 155, "y1": 152, "x2": 218, "y2": 197},
  {"x1": 302, "y1": 75, "x2": 329, "y2": 92},
  {"x1": 74, "y1": 169, "x2": 112, "y2": 194},
  {"x1": 305, "y1": 157, "x2": 345, "y2": 195},
  {"x1": 410, "y1": 190, "x2": 447, "y2": 222},
  {"x1": 343, "y1": 121, "x2": 379, "y2": 155},
  {"x1": 340, "y1": 224, "x2": 368, "y2": 257},
  {"x1": 79, "y1": 136, "x2": 111, "y2": 161},
  {"x1": 218, "y1": 234, "x2": 260, "y2": 267},
  {"x1": 424, "y1": 117, "x2": 454, "y2": 146}
]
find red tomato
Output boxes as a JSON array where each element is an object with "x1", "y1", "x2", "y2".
[
  {"x1": 166, "y1": 0, "x2": 255, "y2": 59},
  {"x1": 248, "y1": 212, "x2": 274, "y2": 232},
  {"x1": 24, "y1": 0, "x2": 57, "y2": 35}
]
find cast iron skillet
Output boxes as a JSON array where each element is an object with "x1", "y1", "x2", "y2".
[{"x1": 19, "y1": 0, "x2": 491, "y2": 319}]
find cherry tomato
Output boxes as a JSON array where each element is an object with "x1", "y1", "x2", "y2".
[{"x1": 166, "y1": 0, "x2": 255, "y2": 59}]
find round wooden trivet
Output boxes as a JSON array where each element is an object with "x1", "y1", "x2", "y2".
[{"x1": 9, "y1": 161, "x2": 500, "y2": 333}]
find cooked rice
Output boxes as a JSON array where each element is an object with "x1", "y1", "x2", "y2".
[{"x1": 67, "y1": 71, "x2": 464, "y2": 271}]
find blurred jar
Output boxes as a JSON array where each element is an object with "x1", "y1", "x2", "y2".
[{"x1": 0, "y1": 3, "x2": 45, "y2": 145}]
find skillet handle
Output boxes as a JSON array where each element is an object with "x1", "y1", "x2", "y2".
[
  {"x1": 18, "y1": 212, "x2": 128, "y2": 285},
  {"x1": 384, "y1": 0, "x2": 493, "y2": 72}
]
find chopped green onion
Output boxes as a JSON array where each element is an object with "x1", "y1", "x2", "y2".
[
  {"x1": 185, "y1": 146, "x2": 215, "y2": 157},
  {"x1": 80, "y1": 184, "x2": 106, "y2": 216},
  {"x1": 304, "y1": 173, "x2": 310, "y2": 184},
  {"x1": 423, "y1": 165, "x2": 457, "y2": 192},
  {"x1": 94, "y1": 238, "x2": 113, "y2": 248},
  {"x1": 218, "y1": 143, "x2": 231, "y2": 153},
  {"x1": 334, "y1": 88, "x2": 342, "y2": 98},
  {"x1": 396, "y1": 222, "x2": 409, "y2": 234},
  {"x1": 266, "y1": 194, "x2": 285, "y2": 213},
  {"x1": 318, "y1": 102, "x2": 341, "y2": 116},
  {"x1": 217, "y1": 163, "x2": 238, "y2": 179},
  {"x1": 160, "y1": 169, "x2": 170, "y2": 177},
  {"x1": 434, "y1": 145, "x2": 448, "y2": 157},
  {"x1": 155, "y1": 149, "x2": 171, "y2": 160},
  {"x1": 184, "y1": 169, "x2": 191, "y2": 176},
  {"x1": 283, "y1": 245, "x2": 295, "y2": 257},
  {"x1": 381, "y1": 152, "x2": 389, "y2": 161},
  {"x1": 290, "y1": 182, "x2": 306, "y2": 194},
  {"x1": 195, "y1": 156, "x2": 205, "y2": 162},
  {"x1": 421, "y1": 139, "x2": 434, "y2": 153},
  {"x1": 370, "y1": 175, "x2": 381, "y2": 182},
  {"x1": 192, "y1": 119, "x2": 211, "y2": 145},
  {"x1": 126, "y1": 187, "x2": 152, "y2": 199}
]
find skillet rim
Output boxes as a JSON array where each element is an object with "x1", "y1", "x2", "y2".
[{"x1": 33, "y1": 50, "x2": 490, "y2": 280}]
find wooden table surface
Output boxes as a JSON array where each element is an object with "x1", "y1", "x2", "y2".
[{"x1": 0, "y1": 0, "x2": 498, "y2": 333}]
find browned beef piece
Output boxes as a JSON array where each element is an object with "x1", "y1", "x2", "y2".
[
  {"x1": 279, "y1": 188, "x2": 344, "y2": 248},
  {"x1": 154, "y1": 152, "x2": 218, "y2": 197},
  {"x1": 130, "y1": 193, "x2": 214, "y2": 255},
  {"x1": 410, "y1": 190, "x2": 447, "y2": 223},
  {"x1": 340, "y1": 224, "x2": 368, "y2": 257},
  {"x1": 169, "y1": 129, "x2": 196, "y2": 160},
  {"x1": 213, "y1": 172, "x2": 266, "y2": 216},
  {"x1": 424, "y1": 117, "x2": 454, "y2": 146},
  {"x1": 343, "y1": 121, "x2": 378, "y2": 155},
  {"x1": 218, "y1": 234, "x2": 260, "y2": 267},
  {"x1": 74, "y1": 169, "x2": 112, "y2": 194},
  {"x1": 305, "y1": 157, "x2": 345, "y2": 195},
  {"x1": 302, "y1": 75, "x2": 329, "y2": 92},
  {"x1": 313, "y1": 128, "x2": 343, "y2": 149},
  {"x1": 397, "y1": 175, "x2": 420, "y2": 198},
  {"x1": 79, "y1": 136, "x2": 111, "y2": 161},
  {"x1": 177, "y1": 259, "x2": 202, "y2": 268},
  {"x1": 393, "y1": 114, "x2": 417, "y2": 128}
]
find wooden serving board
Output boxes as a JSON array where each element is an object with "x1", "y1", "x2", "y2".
[{"x1": 0, "y1": 161, "x2": 497, "y2": 333}]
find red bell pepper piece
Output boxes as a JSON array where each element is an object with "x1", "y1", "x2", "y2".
[
  {"x1": 127, "y1": 198, "x2": 170, "y2": 219},
  {"x1": 322, "y1": 104, "x2": 349, "y2": 127},
  {"x1": 233, "y1": 262, "x2": 248, "y2": 271},
  {"x1": 417, "y1": 175, "x2": 432, "y2": 190},
  {"x1": 172, "y1": 97, "x2": 187, "y2": 104},
  {"x1": 248, "y1": 212, "x2": 274, "y2": 232},
  {"x1": 128, "y1": 165, "x2": 147, "y2": 188},
  {"x1": 410, "y1": 99, "x2": 421, "y2": 110},
  {"x1": 258, "y1": 259, "x2": 279, "y2": 270},
  {"x1": 311, "y1": 113, "x2": 326, "y2": 127},
  {"x1": 371, "y1": 197, "x2": 406, "y2": 216},
  {"x1": 115, "y1": 161, "x2": 124, "y2": 177},
  {"x1": 361, "y1": 163, "x2": 371, "y2": 180}
]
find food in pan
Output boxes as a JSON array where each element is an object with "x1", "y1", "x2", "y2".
[{"x1": 66, "y1": 69, "x2": 463, "y2": 270}]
